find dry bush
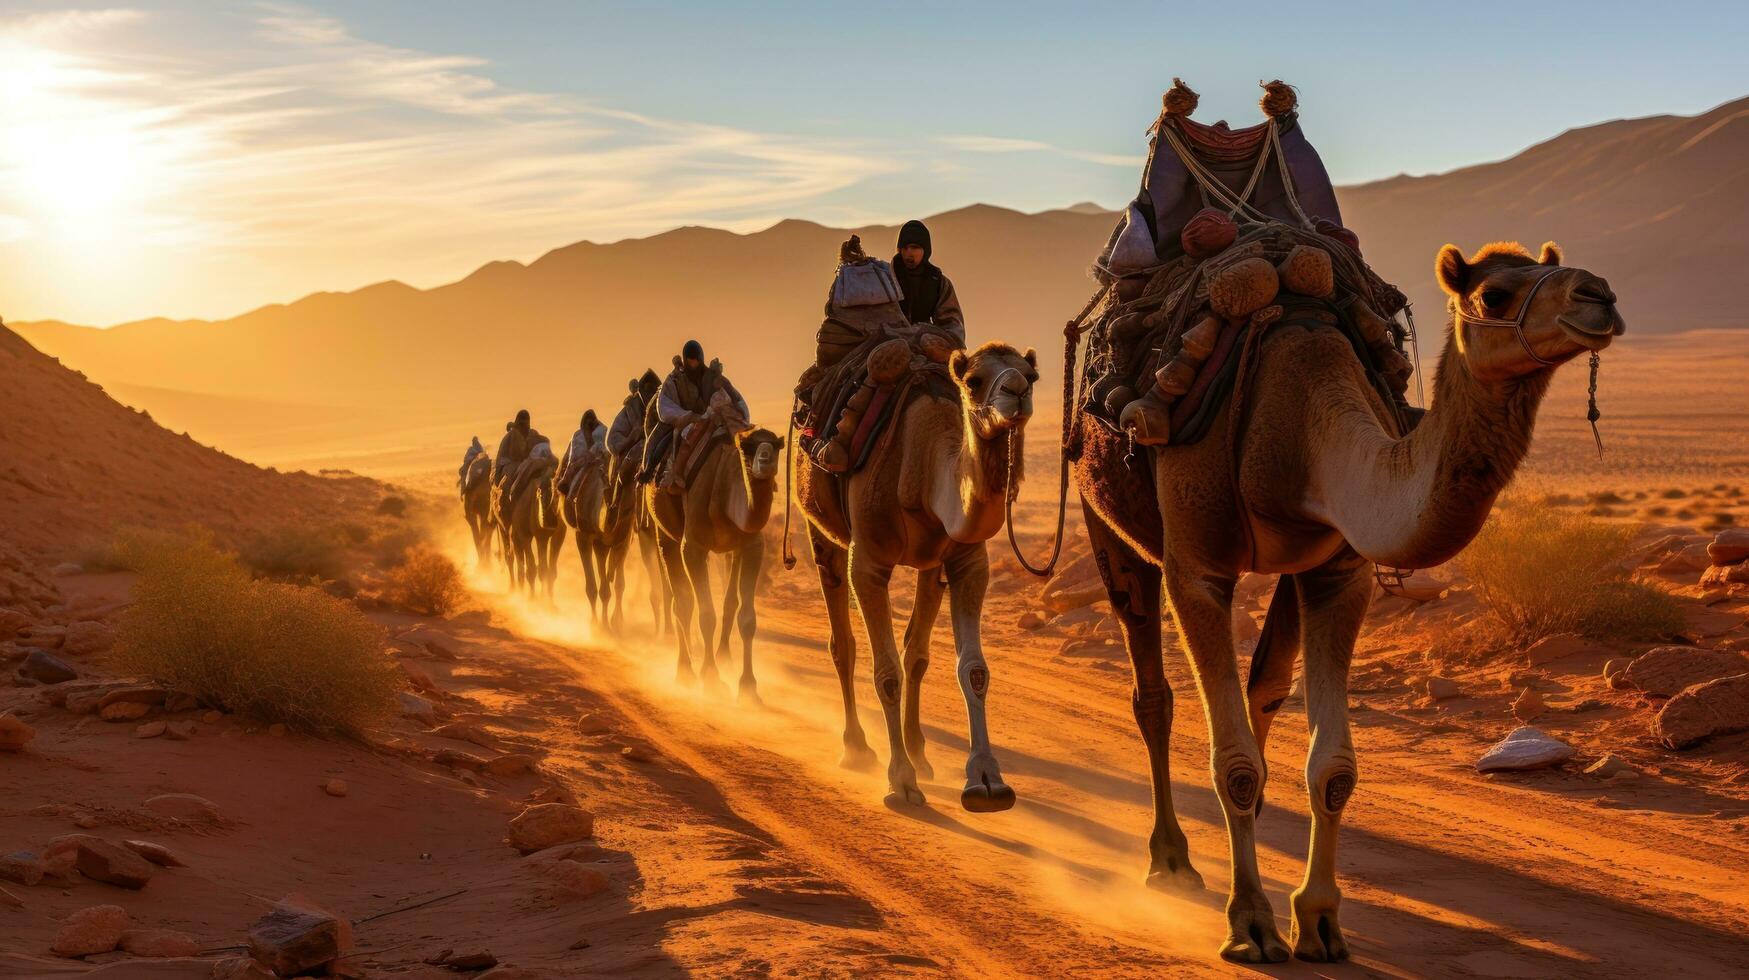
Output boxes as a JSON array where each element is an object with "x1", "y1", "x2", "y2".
[
  {"x1": 387, "y1": 547, "x2": 466, "y2": 616},
  {"x1": 115, "y1": 533, "x2": 398, "y2": 735},
  {"x1": 238, "y1": 524, "x2": 349, "y2": 583},
  {"x1": 376, "y1": 495, "x2": 408, "y2": 518},
  {"x1": 1462, "y1": 507, "x2": 1683, "y2": 645}
]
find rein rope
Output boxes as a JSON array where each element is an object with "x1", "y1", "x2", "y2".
[
  {"x1": 1004, "y1": 281, "x2": 1110, "y2": 577},
  {"x1": 780, "y1": 391, "x2": 800, "y2": 570}
]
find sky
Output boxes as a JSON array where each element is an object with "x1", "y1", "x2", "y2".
[{"x1": 2, "y1": 1, "x2": 1745, "y2": 325}]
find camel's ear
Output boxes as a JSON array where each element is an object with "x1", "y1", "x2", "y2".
[
  {"x1": 1435, "y1": 244, "x2": 1469, "y2": 298},
  {"x1": 1538, "y1": 241, "x2": 1563, "y2": 267},
  {"x1": 1022, "y1": 348, "x2": 1037, "y2": 368},
  {"x1": 948, "y1": 349, "x2": 969, "y2": 380}
]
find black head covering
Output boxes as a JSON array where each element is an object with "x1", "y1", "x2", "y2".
[
  {"x1": 897, "y1": 219, "x2": 931, "y2": 261},
  {"x1": 638, "y1": 368, "x2": 660, "y2": 397},
  {"x1": 514, "y1": 409, "x2": 530, "y2": 432},
  {"x1": 682, "y1": 339, "x2": 704, "y2": 363},
  {"x1": 581, "y1": 409, "x2": 597, "y2": 429}
]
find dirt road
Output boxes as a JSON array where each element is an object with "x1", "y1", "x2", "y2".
[{"x1": 485, "y1": 567, "x2": 1749, "y2": 979}]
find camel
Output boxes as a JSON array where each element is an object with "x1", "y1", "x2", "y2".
[
  {"x1": 507, "y1": 462, "x2": 564, "y2": 602},
  {"x1": 796, "y1": 342, "x2": 1038, "y2": 811},
  {"x1": 1072, "y1": 241, "x2": 1623, "y2": 963},
  {"x1": 460, "y1": 453, "x2": 495, "y2": 568},
  {"x1": 560, "y1": 455, "x2": 613, "y2": 625},
  {"x1": 645, "y1": 421, "x2": 783, "y2": 701}
]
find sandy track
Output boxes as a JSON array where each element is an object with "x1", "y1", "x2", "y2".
[{"x1": 488, "y1": 574, "x2": 1749, "y2": 979}]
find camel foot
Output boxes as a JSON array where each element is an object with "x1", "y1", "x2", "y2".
[
  {"x1": 700, "y1": 675, "x2": 730, "y2": 702},
  {"x1": 960, "y1": 775, "x2": 1016, "y2": 813},
  {"x1": 1144, "y1": 861, "x2": 1205, "y2": 895},
  {"x1": 1219, "y1": 897, "x2": 1290, "y2": 964},
  {"x1": 1290, "y1": 892, "x2": 1349, "y2": 962},
  {"x1": 887, "y1": 760, "x2": 926, "y2": 807},
  {"x1": 675, "y1": 660, "x2": 695, "y2": 686},
  {"x1": 839, "y1": 740, "x2": 878, "y2": 772},
  {"x1": 736, "y1": 679, "x2": 763, "y2": 708}
]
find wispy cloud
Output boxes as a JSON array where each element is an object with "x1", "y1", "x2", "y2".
[{"x1": 938, "y1": 134, "x2": 1138, "y2": 168}]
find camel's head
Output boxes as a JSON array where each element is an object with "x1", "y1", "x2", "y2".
[
  {"x1": 736, "y1": 427, "x2": 783, "y2": 482},
  {"x1": 1437, "y1": 241, "x2": 1624, "y2": 381},
  {"x1": 950, "y1": 342, "x2": 1038, "y2": 438}
]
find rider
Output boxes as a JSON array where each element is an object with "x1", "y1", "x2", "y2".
[
  {"x1": 638, "y1": 340, "x2": 749, "y2": 491},
  {"x1": 458, "y1": 435, "x2": 484, "y2": 492},
  {"x1": 607, "y1": 369, "x2": 660, "y2": 501},
  {"x1": 493, "y1": 409, "x2": 549, "y2": 497},
  {"x1": 892, "y1": 219, "x2": 965, "y2": 348},
  {"x1": 555, "y1": 410, "x2": 606, "y2": 497}
]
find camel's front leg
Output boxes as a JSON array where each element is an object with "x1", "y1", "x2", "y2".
[
  {"x1": 1161, "y1": 558, "x2": 1288, "y2": 963},
  {"x1": 733, "y1": 534, "x2": 763, "y2": 706},
  {"x1": 658, "y1": 536, "x2": 695, "y2": 684},
  {"x1": 682, "y1": 539, "x2": 727, "y2": 698},
  {"x1": 639, "y1": 529, "x2": 669, "y2": 636},
  {"x1": 849, "y1": 548, "x2": 921, "y2": 804},
  {"x1": 1083, "y1": 503, "x2": 1200, "y2": 891},
  {"x1": 577, "y1": 531, "x2": 600, "y2": 620},
  {"x1": 1287, "y1": 555, "x2": 1369, "y2": 962},
  {"x1": 943, "y1": 542, "x2": 1013, "y2": 813},
  {"x1": 716, "y1": 555, "x2": 738, "y2": 668},
  {"x1": 810, "y1": 526, "x2": 874, "y2": 770},
  {"x1": 900, "y1": 567, "x2": 946, "y2": 781}
]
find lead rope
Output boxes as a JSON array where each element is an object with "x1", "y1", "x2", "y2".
[
  {"x1": 1587, "y1": 351, "x2": 1604, "y2": 459},
  {"x1": 1005, "y1": 281, "x2": 1109, "y2": 577},
  {"x1": 780, "y1": 392, "x2": 800, "y2": 570}
]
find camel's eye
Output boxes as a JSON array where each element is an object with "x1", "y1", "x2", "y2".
[
  {"x1": 967, "y1": 375, "x2": 984, "y2": 392},
  {"x1": 1480, "y1": 287, "x2": 1513, "y2": 310}
]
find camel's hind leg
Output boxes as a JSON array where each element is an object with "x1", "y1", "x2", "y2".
[
  {"x1": 681, "y1": 540, "x2": 727, "y2": 698},
  {"x1": 1288, "y1": 554, "x2": 1368, "y2": 963},
  {"x1": 715, "y1": 556, "x2": 738, "y2": 669},
  {"x1": 658, "y1": 536, "x2": 695, "y2": 684},
  {"x1": 1083, "y1": 502, "x2": 1200, "y2": 892},
  {"x1": 575, "y1": 530, "x2": 600, "y2": 620},
  {"x1": 1247, "y1": 575, "x2": 1302, "y2": 759},
  {"x1": 640, "y1": 529, "x2": 671, "y2": 636},
  {"x1": 733, "y1": 534, "x2": 763, "y2": 706},
  {"x1": 943, "y1": 541, "x2": 1013, "y2": 812},
  {"x1": 809, "y1": 526, "x2": 874, "y2": 771},
  {"x1": 1161, "y1": 556, "x2": 1288, "y2": 964},
  {"x1": 849, "y1": 549, "x2": 921, "y2": 805},
  {"x1": 899, "y1": 567, "x2": 946, "y2": 782}
]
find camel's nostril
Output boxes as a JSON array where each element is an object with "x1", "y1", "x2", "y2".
[{"x1": 1573, "y1": 277, "x2": 1616, "y2": 306}]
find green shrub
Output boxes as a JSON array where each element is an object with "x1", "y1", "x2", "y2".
[
  {"x1": 387, "y1": 548, "x2": 466, "y2": 616},
  {"x1": 1462, "y1": 508, "x2": 1684, "y2": 645},
  {"x1": 115, "y1": 534, "x2": 398, "y2": 736}
]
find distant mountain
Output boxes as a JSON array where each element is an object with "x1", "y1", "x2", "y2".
[{"x1": 13, "y1": 96, "x2": 1746, "y2": 470}]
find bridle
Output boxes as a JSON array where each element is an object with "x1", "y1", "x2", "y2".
[{"x1": 1454, "y1": 265, "x2": 1567, "y2": 367}]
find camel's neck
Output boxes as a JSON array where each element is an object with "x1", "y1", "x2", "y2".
[
  {"x1": 724, "y1": 451, "x2": 775, "y2": 533},
  {"x1": 928, "y1": 410, "x2": 1021, "y2": 544},
  {"x1": 1309, "y1": 326, "x2": 1551, "y2": 568}
]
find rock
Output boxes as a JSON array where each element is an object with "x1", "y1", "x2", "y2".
[
  {"x1": 1681, "y1": 605, "x2": 1747, "y2": 640},
  {"x1": 122, "y1": 840, "x2": 184, "y2": 867},
  {"x1": 163, "y1": 691, "x2": 200, "y2": 713},
  {"x1": 398, "y1": 692, "x2": 437, "y2": 726},
  {"x1": 119, "y1": 928, "x2": 200, "y2": 957},
  {"x1": 1476, "y1": 727, "x2": 1576, "y2": 773},
  {"x1": 507, "y1": 804, "x2": 596, "y2": 854},
  {"x1": 524, "y1": 842, "x2": 607, "y2": 864},
  {"x1": 1701, "y1": 563, "x2": 1749, "y2": 588},
  {"x1": 1523, "y1": 632, "x2": 1602, "y2": 666},
  {"x1": 247, "y1": 904, "x2": 345, "y2": 976},
  {"x1": 1620, "y1": 646, "x2": 1748, "y2": 698},
  {"x1": 45, "y1": 834, "x2": 102, "y2": 861},
  {"x1": 435, "y1": 748, "x2": 488, "y2": 771},
  {"x1": 0, "y1": 711, "x2": 35, "y2": 751},
  {"x1": 74, "y1": 838, "x2": 156, "y2": 889},
  {"x1": 1656, "y1": 543, "x2": 1715, "y2": 575},
  {"x1": 165, "y1": 720, "x2": 196, "y2": 740},
  {"x1": 433, "y1": 721, "x2": 497, "y2": 748},
  {"x1": 0, "y1": 850, "x2": 46, "y2": 885},
  {"x1": 620, "y1": 744, "x2": 652, "y2": 763},
  {"x1": 61, "y1": 621, "x2": 113, "y2": 656},
  {"x1": 401, "y1": 662, "x2": 438, "y2": 693},
  {"x1": 20, "y1": 648, "x2": 78, "y2": 683},
  {"x1": 142, "y1": 793, "x2": 222, "y2": 825},
  {"x1": 134, "y1": 721, "x2": 166, "y2": 739},
  {"x1": 73, "y1": 813, "x2": 99, "y2": 829},
  {"x1": 486, "y1": 754, "x2": 538, "y2": 778},
  {"x1": 51, "y1": 904, "x2": 130, "y2": 957},
  {"x1": 538, "y1": 860, "x2": 611, "y2": 898},
  {"x1": 322, "y1": 779, "x2": 348, "y2": 798},
  {"x1": 212, "y1": 957, "x2": 277, "y2": 979},
  {"x1": 99, "y1": 701, "x2": 150, "y2": 722},
  {"x1": 1016, "y1": 610, "x2": 1046, "y2": 631},
  {"x1": 1602, "y1": 659, "x2": 1629, "y2": 689},
  {"x1": 1425, "y1": 676, "x2": 1461, "y2": 700},
  {"x1": 1511, "y1": 688, "x2": 1546, "y2": 722},
  {"x1": 0, "y1": 608, "x2": 31, "y2": 636},
  {"x1": 1583, "y1": 754, "x2": 1634, "y2": 778},
  {"x1": 433, "y1": 951, "x2": 500, "y2": 970},
  {"x1": 574, "y1": 712, "x2": 610, "y2": 735},
  {"x1": 1655, "y1": 673, "x2": 1749, "y2": 749},
  {"x1": 1707, "y1": 528, "x2": 1749, "y2": 565},
  {"x1": 100, "y1": 685, "x2": 173, "y2": 710}
]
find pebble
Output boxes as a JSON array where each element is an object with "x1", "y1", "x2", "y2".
[
  {"x1": 99, "y1": 701, "x2": 149, "y2": 722},
  {"x1": 1583, "y1": 754, "x2": 1635, "y2": 778},
  {"x1": 134, "y1": 721, "x2": 166, "y2": 739},
  {"x1": 1511, "y1": 688, "x2": 1546, "y2": 722},
  {"x1": 51, "y1": 904, "x2": 130, "y2": 957},
  {"x1": 122, "y1": 840, "x2": 185, "y2": 867},
  {"x1": 1476, "y1": 727, "x2": 1575, "y2": 773},
  {"x1": 507, "y1": 803, "x2": 596, "y2": 854},
  {"x1": 19, "y1": 649, "x2": 78, "y2": 684},
  {"x1": 0, "y1": 712, "x2": 35, "y2": 752},
  {"x1": 142, "y1": 793, "x2": 223, "y2": 824},
  {"x1": 1425, "y1": 676, "x2": 1460, "y2": 700},
  {"x1": 322, "y1": 779, "x2": 348, "y2": 798}
]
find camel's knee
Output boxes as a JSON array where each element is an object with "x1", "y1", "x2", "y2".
[
  {"x1": 873, "y1": 659, "x2": 902, "y2": 707},
  {"x1": 1215, "y1": 748, "x2": 1266, "y2": 816},
  {"x1": 955, "y1": 655, "x2": 990, "y2": 702},
  {"x1": 1308, "y1": 754, "x2": 1358, "y2": 816}
]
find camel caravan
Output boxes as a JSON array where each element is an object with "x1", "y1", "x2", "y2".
[{"x1": 457, "y1": 79, "x2": 1624, "y2": 964}]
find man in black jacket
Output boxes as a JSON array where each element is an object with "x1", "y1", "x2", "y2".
[{"x1": 891, "y1": 219, "x2": 965, "y2": 345}]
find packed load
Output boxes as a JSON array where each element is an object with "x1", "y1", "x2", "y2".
[
  {"x1": 795, "y1": 235, "x2": 963, "y2": 474},
  {"x1": 1077, "y1": 79, "x2": 1418, "y2": 449}
]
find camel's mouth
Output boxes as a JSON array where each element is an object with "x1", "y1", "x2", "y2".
[{"x1": 1557, "y1": 308, "x2": 1624, "y2": 351}]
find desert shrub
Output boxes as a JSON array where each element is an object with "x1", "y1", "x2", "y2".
[
  {"x1": 376, "y1": 495, "x2": 408, "y2": 518},
  {"x1": 1462, "y1": 507, "x2": 1683, "y2": 645},
  {"x1": 115, "y1": 534, "x2": 397, "y2": 735},
  {"x1": 371, "y1": 524, "x2": 424, "y2": 569},
  {"x1": 387, "y1": 548, "x2": 466, "y2": 616},
  {"x1": 238, "y1": 524, "x2": 350, "y2": 583}
]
